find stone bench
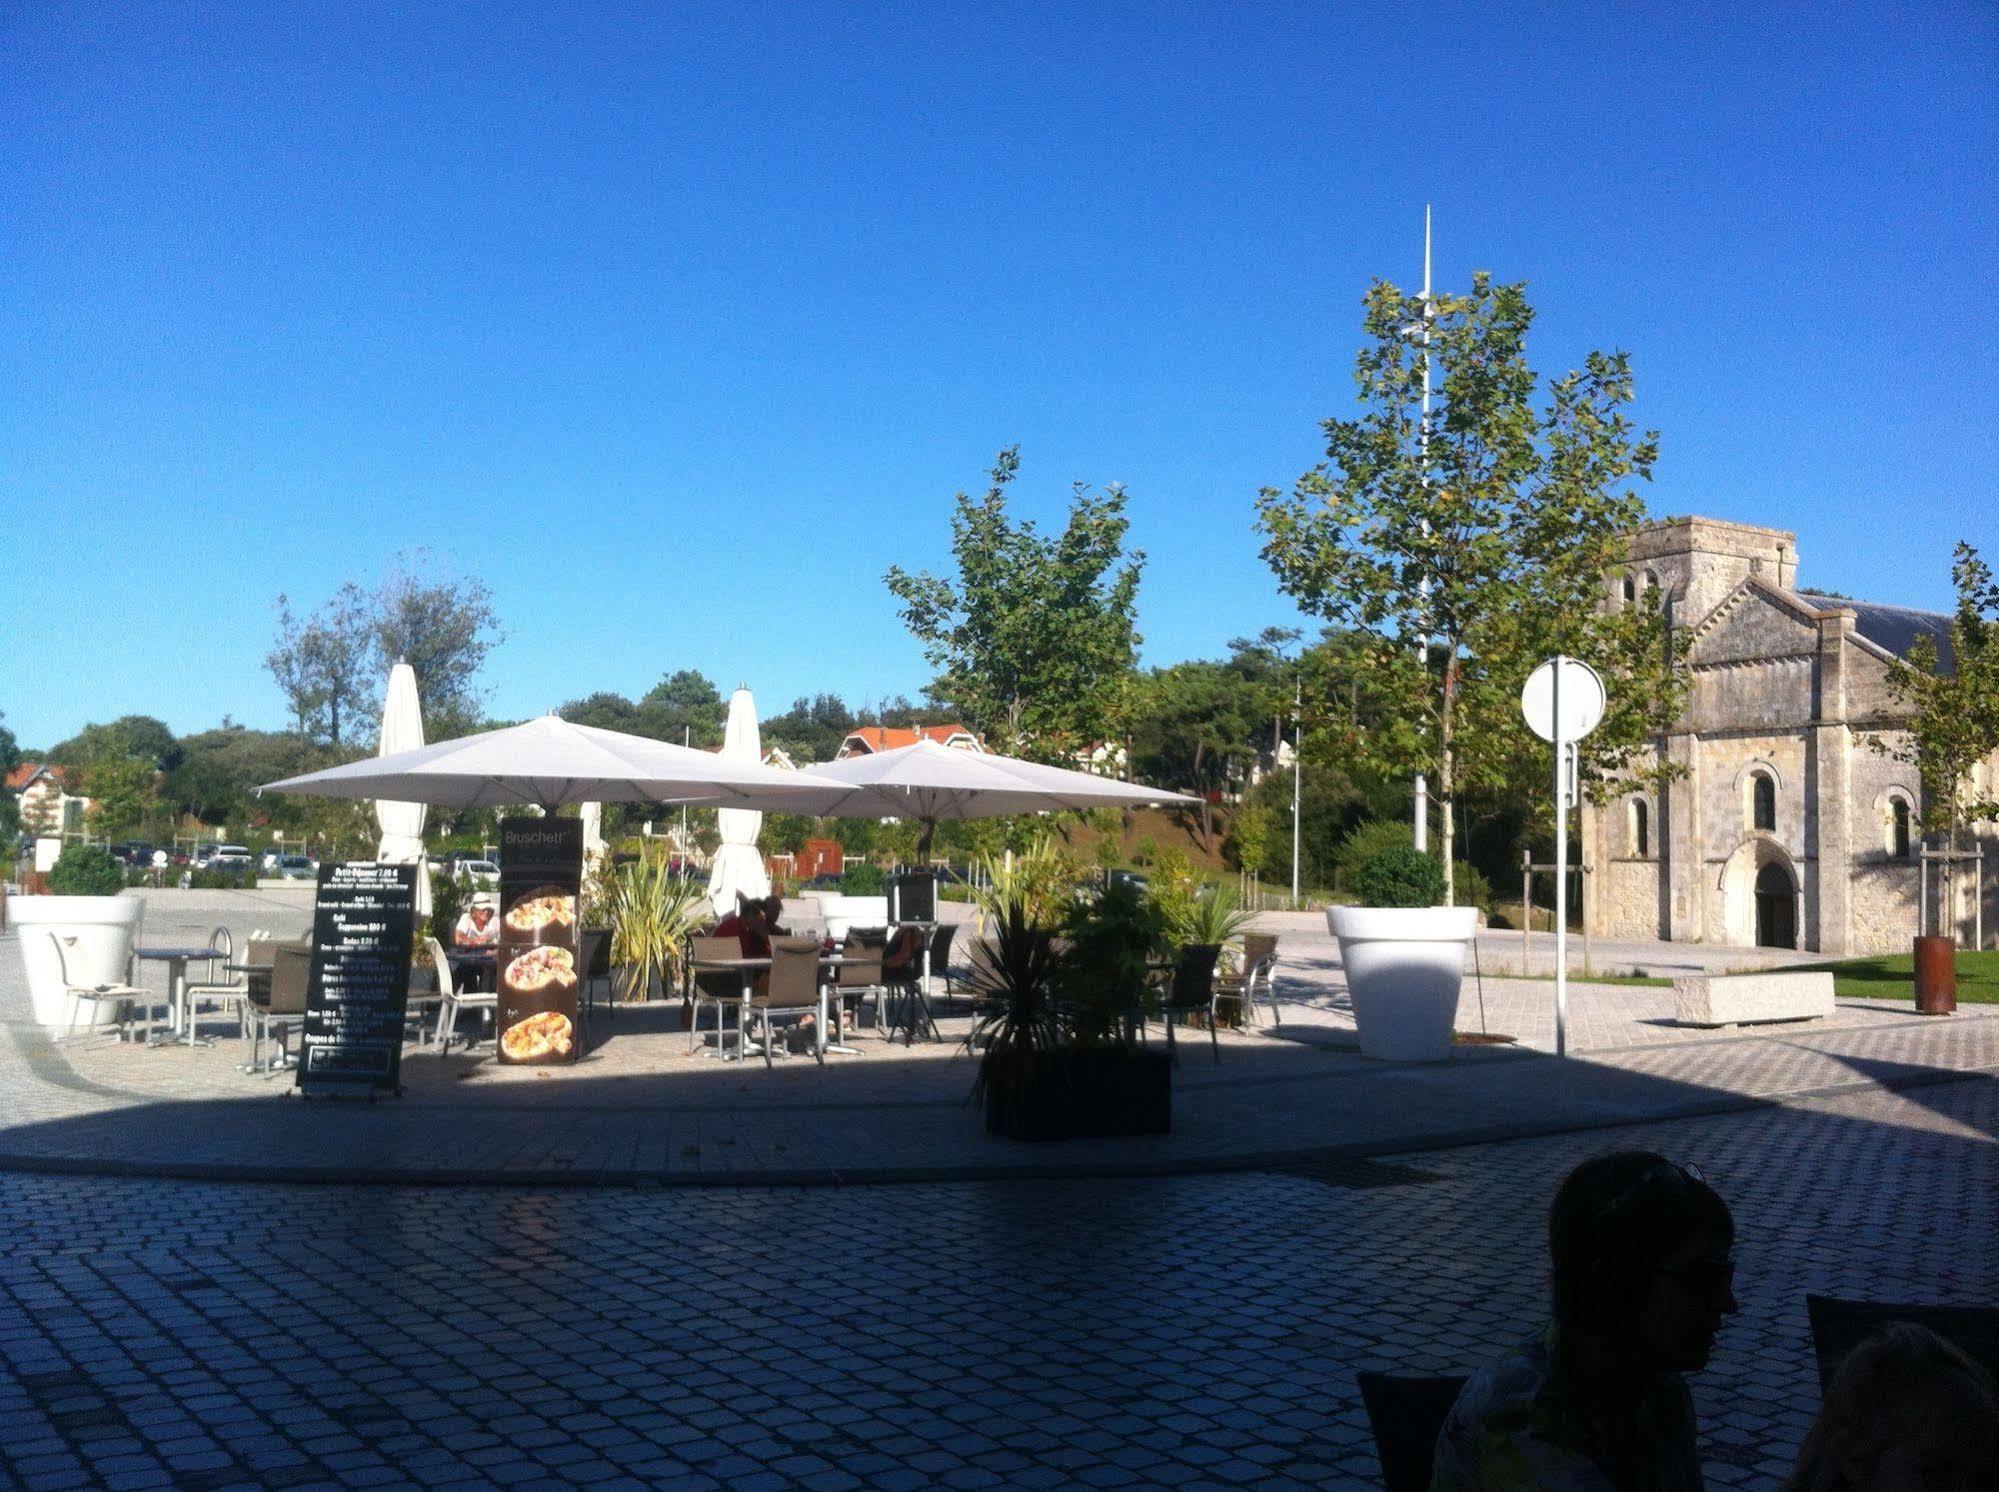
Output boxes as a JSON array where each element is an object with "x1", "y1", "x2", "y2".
[{"x1": 1673, "y1": 970, "x2": 1835, "y2": 1027}]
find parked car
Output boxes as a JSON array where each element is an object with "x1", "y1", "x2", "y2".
[
  {"x1": 257, "y1": 848, "x2": 282, "y2": 874},
  {"x1": 210, "y1": 844, "x2": 254, "y2": 871},
  {"x1": 108, "y1": 841, "x2": 154, "y2": 866},
  {"x1": 190, "y1": 842, "x2": 220, "y2": 868},
  {"x1": 435, "y1": 858, "x2": 500, "y2": 885},
  {"x1": 277, "y1": 854, "x2": 317, "y2": 880}
]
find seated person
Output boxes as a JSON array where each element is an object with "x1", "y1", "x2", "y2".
[
  {"x1": 712, "y1": 898, "x2": 771, "y2": 959},
  {"x1": 453, "y1": 901, "x2": 498, "y2": 948},
  {"x1": 761, "y1": 894, "x2": 788, "y2": 937},
  {"x1": 1433, "y1": 1151, "x2": 1738, "y2": 1490},
  {"x1": 881, "y1": 923, "x2": 927, "y2": 989},
  {"x1": 1784, "y1": 1320, "x2": 1999, "y2": 1492}
]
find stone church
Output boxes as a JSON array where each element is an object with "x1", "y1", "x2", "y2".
[{"x1": 1582, "y1": 516, "x2": 1996, "y2": 955}]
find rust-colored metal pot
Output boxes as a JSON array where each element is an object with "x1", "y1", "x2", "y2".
[{"x1": 1913, "y1": 935, "x2": 1957, "y2": 1015}]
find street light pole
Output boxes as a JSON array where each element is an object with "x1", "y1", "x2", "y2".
[
  {"x1": 1290, "y1": 672, "x2": 1302, "y2": 908},
  {"x1": 1413, "y1": 203, "x2": 1433, "y2": 855}
]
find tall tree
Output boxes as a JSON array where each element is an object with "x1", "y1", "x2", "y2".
[
  {"x1": 1872, "y1": 541, "x2": 1999, "y2": 931},
  {"x1": 266, "y1": 583, "x2": 374, "y2": 746},
  {"x1": 372, "y1": 562, "x2": 503, "y2": 738},
  {"x1": 0, "y1": 711, "x2": 19, "y2": 775},
  {"x1": 48, "y1": 716, "x2": 182, "y2": 773},
  {"x1": 886, "y1": 447, "x2": 1145, "y2": 761},
  {"x1": 638, "y1": 670, "x2": 727, "y2": 747},
  {"x1": 760, "y1": 693, "x2": 858, "y2": 763},
  {"x1": 1257, "y1": 273, "x2": 1681, "y2": 903}
]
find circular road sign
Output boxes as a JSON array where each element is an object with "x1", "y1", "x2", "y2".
[{"x1": 1521, "y1": 656, "x2": 1607, "y2": 744}]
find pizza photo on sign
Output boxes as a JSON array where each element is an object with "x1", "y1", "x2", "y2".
[
  {"x1": 500, "y1": 1009, "x2": 574, "y2": 1061},
  {"x1": 503, "y1": 944, "x2": 577, "y2": 996},
  {"x1": 503, "y1": 884, "x2": 577, "y2": 942}
]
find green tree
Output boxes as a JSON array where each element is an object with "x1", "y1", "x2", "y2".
[
  {"x1": 1256, "y1": 273, "x2": 1682, "y2": 903},
  {"x1": 1872, "y1": 542, "x2": 1999, "y2": 931},
  {"x1": 760, "y1": 693, "x2": 858, "y2": 763},
  {"x1": 48, "y1": 715, "x2": 181, "y2": 773},
  {"x1": 886, "y1": 447, "x2": 1144, "y2": 761},
  {"x1": 85, "y1": 757, "x2": 157, "y2": 835},
  {"x1": 0, "y1": 712, "x2": 19, "y2": 776},
  {"x1": 637, "y1": 670, "x2": 727, "y2": 747},
  {"x1": 1224, "y1": 798, "x2": 1270, "y2": 877},
  {"x1": 372, "y1": 561, "x2": 504, "y2": 739},
  {"x1": 267, "y1": 583, "x2": 373, "y2": 746}
]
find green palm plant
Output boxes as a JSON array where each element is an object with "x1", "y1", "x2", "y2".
[
  {"x1": 967, "y1": 839, "x2": 1072, "y2": 1102},
  {"x1": 603, "y1": 852, "x2": 710, "y2": 1001},
  {"x1": 1163, "y1": 877, "x2": 1259, "y2": 950}
]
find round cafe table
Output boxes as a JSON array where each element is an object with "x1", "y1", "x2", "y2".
[
  {"x1": 689, "y1": 954, "x2": 880, "y2": 1060},
  {"x1": 135, "y1": 945, "x2": 226, "y2": 1048}
]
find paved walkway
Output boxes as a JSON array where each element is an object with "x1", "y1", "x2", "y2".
[
  {"x1": 2, "y1": 895, "x2": 1993, "y2": 1185},
  {"x1": 1, "y1": 1077, "x2": 1992, "y2": 1490}
]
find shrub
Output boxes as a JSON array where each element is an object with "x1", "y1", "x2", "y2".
[
  {"x1": 1334, "y1": 818, "x2": 1419, "y2": 885},
  {"x1": 1351, "y1": 845, "x2": 1445, "y2": 908},
  {"x1": 1453, "y1": 860, "x2": 1493, "y2": 913},
  {"x1": 48, "y1": 845, "x2": 127, "y2": 896},
  {"x1": 841, "y1": 862, "x2": 885, "y2": 895}
]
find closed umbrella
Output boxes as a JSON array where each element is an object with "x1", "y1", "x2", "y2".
[
  {"x1": 706, "y1": 686, "x2": 771, "y2": 915},
  {"x1": 374, "y1": 662, "x2": 432, "y2": 917}
]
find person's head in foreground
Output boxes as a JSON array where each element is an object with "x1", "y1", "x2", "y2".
[
  {"x1": 761, "y1": 895, "x2": 784, "y2": 926},
  {"x1": 1785, "y1": 1322, "x2": 1999, "y2": 1492},
  {"x1": 1431, "y1": 1151, "x2": 1737, "y2": 1490},
  {"x1": 1549, "y1": 1150, "x2": 1738, "y2": 1376}
]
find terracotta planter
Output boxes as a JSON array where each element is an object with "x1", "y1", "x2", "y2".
[{"x1": 1913, "y1": 935, "x2": 1957, "y2": 1015}]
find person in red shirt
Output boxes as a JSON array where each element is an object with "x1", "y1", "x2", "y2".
[{"x1": 712, "y1": 898, "x2": 771, "y2": 957}]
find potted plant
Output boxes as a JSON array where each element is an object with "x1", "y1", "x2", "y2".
[
  {"x1": 1326, "y1": 844, "x2": 1477, "y2": 1061},
  {"x1": 1155, "y1": 874, "x2": 1259, "y2": 1026},
  {"x1": 602, "y1": 851, "x2": 710, "y2": 1002},
  {"x1": 973, "y1": 842, "x2": 1171, "y2": 1140},
  {"x1": 10, "y1": 843, "x2": 147, "y2": 1031}
]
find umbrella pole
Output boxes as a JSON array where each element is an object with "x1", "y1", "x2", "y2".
[{"x1": 916, "y1": 820, "x2": 936, "y2": 868}]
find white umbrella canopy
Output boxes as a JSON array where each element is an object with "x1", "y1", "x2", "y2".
[
  {"x1": 706, "y1": 686, "x2": 772, "y2": 915},
  {"x1": 261, "y1": 714, "x2": 844, "y2": 810},
  {"x1": 803, "y1": 738, "x2": 1197, "y2": 822},
  {"x1": 373, "y1": 662, "x2": 432, "y2": 917}
]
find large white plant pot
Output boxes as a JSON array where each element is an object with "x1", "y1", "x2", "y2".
[
  {"x1": 1327, "y1": 905, "x2": 1479, "y2": 1062},
  {"x1": 10, "y1": 894, "x2": 147, "y2": 1031},
  {"x1": 822, "y1": 894, "x2": 891, "y2": 941}
]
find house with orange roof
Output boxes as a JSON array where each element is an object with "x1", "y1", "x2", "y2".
[
  {"x1": 6, "y1": 764, "x2": 90, "y2": 837},
  {"x1": 833, "y1": 724, "x2": 984, "y2": 760}
]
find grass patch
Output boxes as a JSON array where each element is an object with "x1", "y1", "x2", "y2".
[{"x1": 1790, "y1": 949, "x2": 1999, "y2": 1005}]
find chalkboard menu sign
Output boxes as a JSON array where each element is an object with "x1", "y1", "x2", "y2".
[
  {"x1": 496, "y1": 816, "x2": 584, "y2": 1065},
  {"x1": 297, "y1": 862, "x2": 418, "y2": 1098}
]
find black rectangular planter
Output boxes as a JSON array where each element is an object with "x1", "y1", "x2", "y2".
[{"x1": 983, "y1": 1046, "x2": 1172, "y2": 1141}]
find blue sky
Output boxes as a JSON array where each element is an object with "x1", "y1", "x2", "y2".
[{"x1": 4, "y1": 2, "x2": 1994, "y2": 750}]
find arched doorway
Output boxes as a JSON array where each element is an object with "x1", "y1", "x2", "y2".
[{"x1": 1754, "y1": 861, "x2": 1797, "y2": 949}]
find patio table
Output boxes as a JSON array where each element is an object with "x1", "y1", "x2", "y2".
[
  {"x1": 135, "y1": 946, "x2": 225, "y2": 1048},
  {"x1": 690, "y1": 954, "x2": 880, "y2": 1060},
  {"x1": 444, "y1": 947, "x2": 497, "y2": 992}
]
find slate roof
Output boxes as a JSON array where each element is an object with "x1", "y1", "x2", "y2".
[{"x1": 1798, "y1": 593, "x2": 1957, "y2": 673}]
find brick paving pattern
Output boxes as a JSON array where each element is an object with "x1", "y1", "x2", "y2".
[{"x1": 0, "y1": 1076, "x2": 1991, "y2": 1490}]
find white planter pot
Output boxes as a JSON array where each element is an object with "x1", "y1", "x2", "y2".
[
  {"x1": 10, "y1": 893, "x2": 147, "y2": 1031},
  {"x1": 821, "y1": 894, "x2": 891, "y2": 942},
  {"x1": 1327, "y1": 905, "x2": 1479, "y2": 1062}
]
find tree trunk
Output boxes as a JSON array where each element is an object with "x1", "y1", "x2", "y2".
[{"x1": 1440, "y1": 656, "x2": 1457, "y2": 907}]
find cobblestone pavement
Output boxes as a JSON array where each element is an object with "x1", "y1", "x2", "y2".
[{"x1": 0, "y1": 1076, "x2": 1991, "y2": 1491}]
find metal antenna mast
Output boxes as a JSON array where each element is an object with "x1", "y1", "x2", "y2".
[{"x1": 1413, "y1": 205, "x2": 1433, "y2": 854}]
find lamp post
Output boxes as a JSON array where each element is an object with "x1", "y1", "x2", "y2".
[
  {"x1": 1290, "y1": 672, "x2": 1302, "y2": 908},
  {"x1": 1413, "y1": 204, "x2": 1434, "y2": 855}
]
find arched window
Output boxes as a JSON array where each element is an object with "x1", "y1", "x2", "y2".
[
  {"x1": 1621, "y1": 575, "x2": 1636, "y2": 606},
  {"x1": 1752, "y1": 773, "x2": 1776, "y2": 832},
  {"x1": 1631, "y1": 798, "x2": 1650, "y2": 858},
  {"x1": 1890, "y1": 798, "x2": 1911, "y2": 860}
]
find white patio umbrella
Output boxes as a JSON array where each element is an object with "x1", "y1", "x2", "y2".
[
  {"x1": 373, "y1": 661, "x2": 433, "y2": 917},
  {"x1": 706, "y1": 686, "x2": 771, "y2": 915},
  {"x1": 261, "y1": 713, "x2": 844, "y2": 811},
  {"x1": 803, "y1": 737, "x2": 1199, "y2": 861},
  {"x1": 579, "y1": 801, "x2": 606, "y2": 870}
]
